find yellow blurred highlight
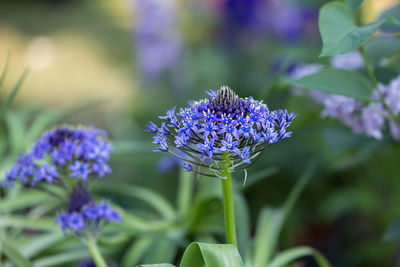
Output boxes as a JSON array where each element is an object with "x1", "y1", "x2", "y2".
[
  {"x1": 362, "y1": 0, "x2": 398, "y2": 23},
  {"x1": 0, "y1": 1, "x2": 136, "y2": 113}
]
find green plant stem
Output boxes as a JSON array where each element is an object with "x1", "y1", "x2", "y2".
[
  {"x1": 360, "y1": 45, "x2": 400, "y2": 126},
  {"x1": 220, "y1": 153, "x2": 238, "y2": 247},
  {"x1": 87, "y1": 236, "x2": 107, "y2": 267}
]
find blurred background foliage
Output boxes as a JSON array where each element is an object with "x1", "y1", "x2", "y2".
[{"x1": 0, "y1": 0, "x2": 399, "y2": 266}]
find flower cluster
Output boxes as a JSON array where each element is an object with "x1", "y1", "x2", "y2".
[
  {"x1": 56, "y1": 183, "x2": 121, "y2": 235},
  {"x1": 146, "y1": 86, "x2": 295, "y2": 175},
  {"x1": 291, "y1": 52, "x2": 400, "y2": 141},
  {"x1": 3, "y1": 126, "x2": 113, "y2": 187}
]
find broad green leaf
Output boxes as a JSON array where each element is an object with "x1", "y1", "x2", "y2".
[
  {"x1": 286, "y1": 68, "x2": 374, "y2": 101},
  {"x1": 0, "y1": 68, "x2": 28, "y2": 118},
  {"x1": 33, "y1": 250, "x2": 90, "y2": 267},
  {"x1": 94, "y1": 182, "x2": 175, "y2": 219},
  {"x1": 319, "y1": 2, "x2": 384, "y2": 56},
  {"x1": 346, "y1": 0, "x2": 364, "y2": 11},
  {"x1": 2, "y1": 241, "x2": 33, "y2": 267},
  {"x1": 137, "y1": 265, "x2": 175, "y2": 267},
  {"x1": 180, "y1": 242, "x2": 244, "y2": 267},
  {"x1": 268, "y1": 246, "x2": 331, "y2": 267},
  {"x1": 384, "y1": 217, "x2": 400, "y2": 241},
  {"x1": 253, "y1": 208, "x2": 284, "y2": 267},
  {"x1": 365, "y1": 37, "x2": 400, "y2": 69}
]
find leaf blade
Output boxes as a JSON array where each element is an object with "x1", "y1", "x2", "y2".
[
  {"x1": 319, "y1": 2, "x2": 383, "y2": 56},
  {"x1": 268, "y1": 246, "x2": 331, "y2": 267},
  {"x1": 286, "y1": 67, "x2": 374, "y2": 101},
  {"x1": 180, "y1": 242, "x2": 244, "y2": 267}
]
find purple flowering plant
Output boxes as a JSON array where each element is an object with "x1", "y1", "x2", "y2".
[
  {"x1": 146, "y1": 86, "x2": 295, "y2": 178},
  {"x1": 146, "y1": 85, "x2": 295, "y2": 248},
  {"x1": 287, "y1": 0, "x2": 400, "y2": 144},
  {"x1": 2, "y1": 125, "x2": 120, "y2": 267}
]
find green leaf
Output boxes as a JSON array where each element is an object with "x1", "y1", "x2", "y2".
[
  {"x1": 283, "y1": 162, "x2": 316, "y2": 221},
  {"x1": 19, "y1": 231, "x2": 65, "y2": 258},
  {"x1": 378, "y1": 5, "x2": 400, "y2": 32},
  {"x1": 123, "y1": 237, "x2": 155, "y2": 267},
  {"x1": 319, "y1": 2, "x2": 384, "y2": 56},
  {"x1": 177, "y1": 168, "x2": 193, "y2": 217},
  {"x1": 0, "y1": 191, "x2": 47, "y2": 212},
  {"x1": 268, "y1": 246, "x2": 331, "y2": 267},
  {"x1": 0, "y1": 53, "x2": 10, "y2": 93},
  {"x1": 0, "y1": 68, "x2": 28, "y2": 118},
  {"x1": 234, "y1": 194, "x2": 250, "y2": 260},
  {"x1": 143, "y1": 237, "x2": 178, "y2": 264},
  {"x1": 384, "y1": 217, "x2": 400, "y2": 241},
  {"x1": 286, "y1": 67, "x2": 374, "y2": 101},
  {"x1": 253, "y1": 163, "x2": 316, "y2": 267},
  {"x1": 94, "y1": 182, "x2": 175, "y2": 219},
  {"x1": 346, "y1": 0, "x2": 364, "y2": 11},
  {"x1": 0, "y1": 216, "x2": 56, "y2": 231},
  {"x1": 253, "y1": 208, "x2": 284, "y2": 267},
  {"x1": 365, "y1": 37, "x2": 400, "y2": 69},
  {"x1": 180, "y1": 242, "x2": 244, "y2": 267},
  {"x1": 2, "y1": 241, "x2": 33, "y2": 267},
  {"x1": 33, "y1": 250, "x2": 90, "y2": 267},
  {"x1": 137, "y1": 265, "x2": 175, "y2": 267}
]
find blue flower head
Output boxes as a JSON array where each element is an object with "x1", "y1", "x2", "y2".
[
  {"x1": 56, "y1": 183, "x2": 121, "y2": 237},
  {"x1": 3, "y1": 125, "x2": 113, "y2": 187},
  {"x1": 146, "y1": 86, "x2": 296, "y2": 177}
]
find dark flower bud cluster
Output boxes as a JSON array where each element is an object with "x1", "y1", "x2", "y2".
[
  {"x1": 77, "y1": 259, "x2": 118, "y2": 267},
  {"x1": 3, "y1": 125, "x2": 113, "y2": 187},
  {"x1": 146, "y1": 86, "x2": 296, "y2": 176},
  {"x1": 56, "y1": 183, "x2": 121, "y2": 235}
]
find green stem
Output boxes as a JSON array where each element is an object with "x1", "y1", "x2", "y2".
[
  {"x1": 87, "y1": 236, "x2": 108, "y2": 267},
  {"x1": 220, "y1": 153, "x2": 238, "y2": 247},
  {"x1": 360, "y1": 45, "x2": 400, "y2": 126}
]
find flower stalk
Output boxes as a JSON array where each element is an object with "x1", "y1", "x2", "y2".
[
  {"x1": 87, "y1": 236, "x2": 108, "y2": 267},
  {"x1": 220, "y1": 152, "x2": 238, "y2": 247},
  {"x1": 360, "y1": 45, "x2": 400, "y2": 126}
]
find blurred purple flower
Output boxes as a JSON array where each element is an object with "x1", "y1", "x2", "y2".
[
  {"x1": 133, "y1": 0, "x2": 183, "y2": 78},
  {"x1": 330, "y1": 51, "x2": 364, "y2": 70},
  {"x1": 291, "y1": 54, "x2": 400, "y2": 141},
  {"x1": 157, "y1": 155, "x2": 183, "y2": 173},
  {"x1": 3, "y1": 126, "x2": 113, "y2": 187},
  {"x1": 222, "y1": 0, "x2": 319, "y2": 41}
]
